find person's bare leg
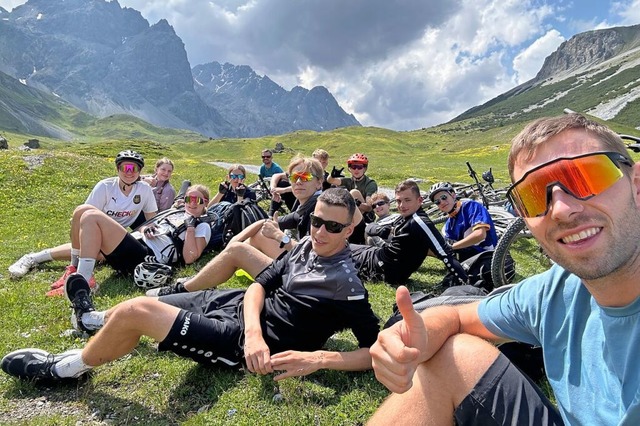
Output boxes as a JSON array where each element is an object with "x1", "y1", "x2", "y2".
[
  {"x1": 81, "y1": 297, "x2": 179, "y2": 367},
  {"x1": 183, "y1": 241, "x2": 273, "y2": 291},
  {"x1": 367, "y1": 334, "x2": 500, "y2": 426},
  {"x1": 78, "y1": 209, "x2": 128, "y2": 258},
  {"x1": 49, "y1": 243, "x2": 72, "y2": 261},
  {"x1": 70, "y1": 204, "x2": 100, "y2": 249},
  {"x1": 246, "y1": 232, "x2": 286, "y2": 259}
]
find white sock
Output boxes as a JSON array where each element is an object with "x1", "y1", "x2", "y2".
[
  {"x1": 53, "y1": 351, "x2": 93, "y2": 378},
  {"x1": 71, "y1": 248, "x2": 80, "y2": 268},
  {"x1": 81, "y1": 310, "x2": 106, "y2": 330},
  {"x1": 77, "y1": 258, "x2": 96, "y2": 281},
  {"x1": 31, "y1": 249, "x2": 53, "y2": 264}
]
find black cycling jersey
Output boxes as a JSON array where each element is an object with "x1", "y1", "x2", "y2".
[
  {"x1": 276, "y1": 192, "x2": 320, "y2": 239},
  {"x1": 158, "y1": 237, "x2": 380, "y2": 366},
  {"x1": 352, "y1": 207, "x2": 467, "y2": 285}
]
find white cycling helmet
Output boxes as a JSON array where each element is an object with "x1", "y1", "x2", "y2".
[{"x1": 133, "y1": 262, "x2": 173, "y2": 289}]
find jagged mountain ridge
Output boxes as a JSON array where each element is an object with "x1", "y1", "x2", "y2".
[
  {"x1": 451, "y1": 24, "x2": 640, "y2": 129},
  {"x1": 193, "y1": 62, "x2": 360, "y2": 137},
  {"x1": 0, "y1": 0, "x2": 359, "y2": 138}
]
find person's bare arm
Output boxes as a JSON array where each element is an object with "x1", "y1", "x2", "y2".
[
  {"x1": 370, "y1": 286, "x2": 504, "y2": 393},
  {"x1": 451, "y1": 227, "x2": 488, "y2": 250},
  {"x1": 229, "y1": 220, "x2": 265, "y2": 244},
  {"x1": 242, "y1": 283, "x2": 272, "y2": 375},
  {"x1": 270, "y1": 347, "x2": 371, "y2": 381}
]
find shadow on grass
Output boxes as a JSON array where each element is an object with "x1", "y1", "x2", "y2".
[{"x1": 2, "y1": 362, "x2": 245, "y2": 424}]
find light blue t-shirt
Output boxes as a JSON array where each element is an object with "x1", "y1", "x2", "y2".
[
  {"x1": 478, "y1": 264, "x2": 640, "y2": 425},
  {"x1": 259, "y1": 162, "x2": 284, "y2": 178}
]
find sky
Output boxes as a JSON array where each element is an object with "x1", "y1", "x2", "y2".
[{"x1": 2, "y1": 0, "x2": 640, "y2": 131}]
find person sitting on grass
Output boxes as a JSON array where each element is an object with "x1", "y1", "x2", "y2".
[
  {"x1": 429, "y1": 182, "x2": 498, "y2": 260},
  {"x1": 259, "y1": 148, "x2": 284, "y2": 178},
  {"x1": 312, "y1": 148, "x2": 332, "y2": 191},
  {"x1": 208, "y1": 164, "x2": 255, "y2": 206},
  {"x1": 367, "y1": 114, "x2": 640, "y2": 425},
  {"x1": 224, "y1": 156, "x2": 325, "y2": 260},
  {"x1": 46, "y1": 184, "x2": 211, "y2": 296},
  {"x1": 428, "y1": 181, "x2": 515, "y2": 290},
  {"x1": 148, "y1": 180, "x2": 465, "y2": 297},
  {"x1": 8, "y1": 150, "x2": 158, "y2": 294},
  {"x1": 327, "y1": 153, "x2": 378, "y2": 243},
  {"x1": 142, "y1": 157, "x2": 176, "y2": 212},
  {"x1": 364, "y1": 192, "x2": 400, "y2": 247},
  {"x1": 350, "y1": 179, "x2": 467, "y2": 286},
  {"x1": 1, "y1": 188, "x2": 380, "y2": 384}
]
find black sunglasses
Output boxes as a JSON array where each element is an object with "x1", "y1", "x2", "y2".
[
  {"x1": 372, "y1": 201, "x2": 388, "y2": 208},
  {"x1": 310, "y1": 213, "x2": 350, "y2": 233}
]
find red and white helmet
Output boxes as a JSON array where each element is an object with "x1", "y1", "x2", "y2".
[{"x1": 347, "y1": 153, "x2": 369, "y2": 166}]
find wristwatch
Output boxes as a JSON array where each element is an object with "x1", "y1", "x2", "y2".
[{"x1": 279, "y1": 234, "x2": 291, "y2": 249}]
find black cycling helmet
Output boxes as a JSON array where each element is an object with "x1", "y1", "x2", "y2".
[
  {"x1": 428, "y1": 182, "x2": 455, "y2": 201},
  {"x1": 115, "y1": 150, "x2": 144, "y2": 169}
]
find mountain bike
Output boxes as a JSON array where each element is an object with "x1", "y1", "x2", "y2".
[
  {"x1": 490, "y1": 133, "x2": 640, "y2": 287},
  {"x1": 247, "y1": 176, "x2": 272, "y2": 202}
]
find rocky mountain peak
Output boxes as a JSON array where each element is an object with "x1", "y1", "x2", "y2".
[
  {"x1": 0, "y1": 0, "x2": 359, "y2": 138},
  {"x1": 535, "y1": 25, "x2": 640, "y2": 82}
]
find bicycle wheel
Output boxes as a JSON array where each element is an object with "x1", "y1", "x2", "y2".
[{"x1": 491, "y1": 217, "x2": 525, "y2": 287}]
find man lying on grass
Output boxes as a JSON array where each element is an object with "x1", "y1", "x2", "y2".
[{"x1": 1, "y1": 188, "x2": 380, "y2": 382}]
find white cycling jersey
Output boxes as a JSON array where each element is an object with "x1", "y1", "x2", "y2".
[{"x1": 85, "y1": 177, "x2": 158, "y2": 228}]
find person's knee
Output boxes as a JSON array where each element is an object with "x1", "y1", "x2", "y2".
[
  {"x1": 79, "y1": 207, "x2": 108, "y2": 227},
  {"x1": 72, "y1": 204, "x2": 97, "y2": 222},
  {"x1": 426, "y1": 334, "x2": 499, "y2": 399},
  {"x1": 108, "y1": 297, "x2": 155, "y2": 327},
  {"x1": 350, "y1": 189, "x2": 365, "y2": 202}
]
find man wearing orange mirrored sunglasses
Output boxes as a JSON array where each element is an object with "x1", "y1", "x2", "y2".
[{"x1": 368, "y1": 114, "x2": 640, "y2": 425}]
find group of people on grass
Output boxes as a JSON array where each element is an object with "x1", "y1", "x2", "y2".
[{"x1": 4, "y1": 113, "x2": 640, "y2": 425}]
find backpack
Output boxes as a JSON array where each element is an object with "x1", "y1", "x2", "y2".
[
  {"x1": 207, "y1": 199, "x2": 269, "y2": 250},
  {"x1": 206, "y1": 201, "x2": 234, "y2": 252}
]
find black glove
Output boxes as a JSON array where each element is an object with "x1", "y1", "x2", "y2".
[
  {"x1": 236, "y1": 184, "x2": 247, "y2": 198},
  {"x1": 184, "y1": 215, "x2": 200, "y2": 229},
  {"x1": 218, "y1": 181, "x2": 229, "y2": 194},
  {"x1": 331, "y1": 166, "x2": 345, "y2": 178}
]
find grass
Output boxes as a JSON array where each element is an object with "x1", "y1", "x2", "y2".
[{"x1": 0, "y1": 125, "x2": 586, "y2": 425}]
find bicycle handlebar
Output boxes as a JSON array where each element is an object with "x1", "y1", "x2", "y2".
[{"x1": 466, "y1": 162, "x2": 490, "y2": 208}]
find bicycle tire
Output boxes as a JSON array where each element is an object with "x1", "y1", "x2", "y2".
[{"x1": 491, "y1": 216, "x2": 526, "y2": 287}]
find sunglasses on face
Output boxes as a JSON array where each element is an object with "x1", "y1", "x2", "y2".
[
  {"x1": 262, "y1": 155, "x2": 272, "y2": 159},
  {"x1": 372, "y1": 201, "x2": 388, "y2": 208},
  {"x1": 290, "y1": 171, "x2": 316, "y2": 183},
  {"x1": 507, "y1": 151, "x2": 632, "y2": 218},
  {"x1": 310, "y1": 213, "x2": 350, "y2": 233},
  {"x1": 349, "y1": 164, "x2": 365, "y2": 170},
  {"x1": 433, "y1": 194, "x2": 450, "y2": 206},
  {"x1": 229, "y1": 173, "x2": 245, "y2": 180},
  {"x1": 118, "y1": 163, "x2": 141, "y2": 173},
  {"x1": 184, "y1": 195, "x2": 208, "y2": 205}
]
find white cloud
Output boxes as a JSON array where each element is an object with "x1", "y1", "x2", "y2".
[
  {"x1": 3, "y1": 0, "x2": 630, "y2": 131},
  {"x1": 612, "y1": 0, "x2": 640, "y2": 24},
  {"x1": 513, "y1": 29, "x2": 565, "y2": 84}
]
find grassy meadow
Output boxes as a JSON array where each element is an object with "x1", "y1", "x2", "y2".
[{"x1": 0, "y1": 123, "x2": 576, "y2": 425}]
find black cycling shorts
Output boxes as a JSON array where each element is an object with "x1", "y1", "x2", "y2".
[
  {"x1": 454, "y1": 353, "x2": 563, "y2": 425},
  {"x1": 103, "y1": 232, "x2": 154, "y2": 274},
  {"x1": 350, "y1": 244, "x2": 386, "y2": 282},
  {"x1": 157, "y1": 289, "x2": 246, "y2": 367}
]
